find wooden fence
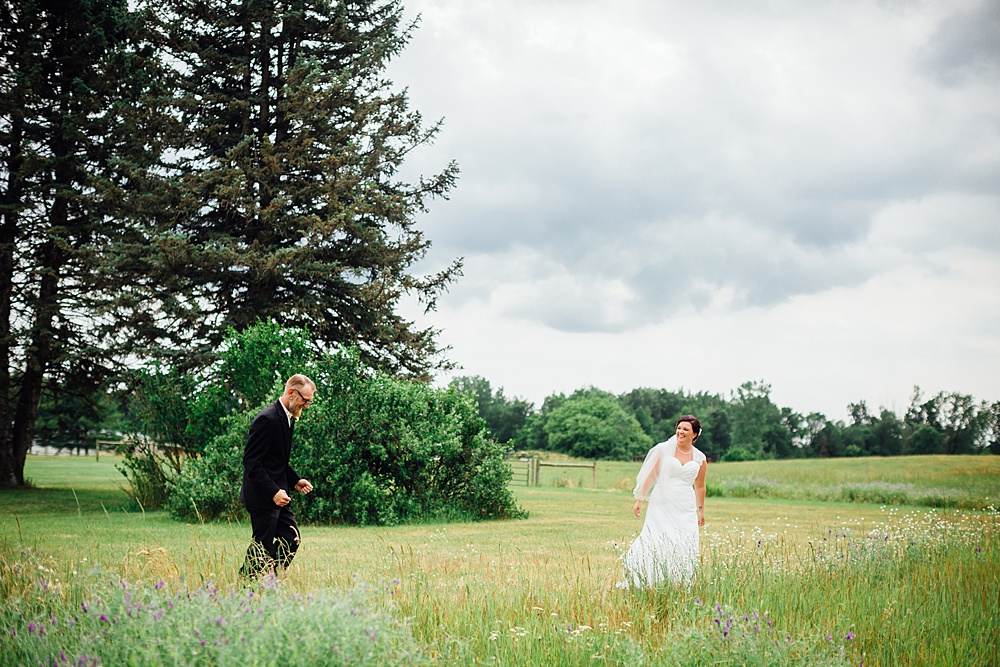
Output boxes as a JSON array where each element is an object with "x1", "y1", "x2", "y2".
[{"x1": 506, "y1": 456, "x2": 597, "y2": 488}]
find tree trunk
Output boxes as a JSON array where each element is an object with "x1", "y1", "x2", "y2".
[
  {"x1": 11, "y1": 234, "x2": 65, "y2": 486},
  {"x1": 0, "y1": 107, "x2": 24, "y2": 487}
]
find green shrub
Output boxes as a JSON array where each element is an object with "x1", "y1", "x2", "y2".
[
  {"x1": 165, "y1": 325, "x2": 525, "y2": 526},
  {"x1": 545, "y1": 392, "x2": 652, "y2": 460},
  {"x1": 116, "y1": 437, "x2": 174, "y2": 510},
  {"x1": 720, "y1": 446, "x2": 756, "y2": 462},
  {"x1": 166, "y1": 413, "x2": 251, "y2": 522}
]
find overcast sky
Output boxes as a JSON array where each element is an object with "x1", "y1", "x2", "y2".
[{"x1": 387, "y1": 0, "x2": 1000, "y2": 420}]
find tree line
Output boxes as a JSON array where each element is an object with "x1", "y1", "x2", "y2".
[
  {"x1": 450, "y1": 376, "x2": 1000, "y2": 461},
  {"x1": 1, "y1": 0, "x2": 458, "y2": 486}
]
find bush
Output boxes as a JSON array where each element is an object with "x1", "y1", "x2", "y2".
[
  {"x1": 545, "y1": 392, "x2": 652, "y2": 460},
  {"x1": 166, "y1": 413, "x2": 251, "y2": 522},
  {"x1": 165, "y1": 326, "x2": 525, "y2": 525},
  {"x1": 117, "y1": 437, "x2": 174, "y2": 510},
  {"x1": 720, "y1": 446, "x2": 756, "y2": 462}
]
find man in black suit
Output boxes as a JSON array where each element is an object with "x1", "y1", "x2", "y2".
[{"x1": 239, "y1": 374, "x2": 315, "y2": 579}]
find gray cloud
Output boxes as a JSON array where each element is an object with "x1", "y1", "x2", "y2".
[
  {"x1": 391, "y1": 0, "x2": 1000, "y2": 334},
  {"x1": 918, "y1": 0, "x2": 1000, "y2": 85}
]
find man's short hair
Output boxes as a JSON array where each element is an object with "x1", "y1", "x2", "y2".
[{"x1": 285, "y1": 374, "x2": 316, "y2": 393}]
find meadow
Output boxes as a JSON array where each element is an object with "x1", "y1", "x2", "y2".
[{"x1": 1, "y1": 454, "x2": 997, "y2": 666}]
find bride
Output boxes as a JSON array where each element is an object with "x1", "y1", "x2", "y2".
[{"x1": 619, "y1": 415, "x2": 707, "y2": 588}]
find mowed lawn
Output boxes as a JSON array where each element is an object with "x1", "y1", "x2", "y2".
[{"x1": 2, "y1": 454, "x2": 998, "y2": 666}]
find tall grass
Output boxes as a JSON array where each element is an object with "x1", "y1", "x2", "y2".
[
  {"x1": 534, "y1": 454, "x2": 1000, "y2": 510},
  {"x1": 2, "y1": 455, "x2": 998, "y2": 666}
]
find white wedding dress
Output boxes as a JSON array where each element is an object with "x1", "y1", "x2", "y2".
[{"x1": 620, "y1": 435, "x2": 706, "y2": 588}]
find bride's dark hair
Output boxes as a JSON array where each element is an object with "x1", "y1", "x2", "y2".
[{"x1": 676, "y1": 415, "x2": 701, "y2": 440}]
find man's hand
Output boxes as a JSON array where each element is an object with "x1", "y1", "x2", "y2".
[
  {"x1": 295, "y1": 479, "x2": 313, "y2": 495},
  {"x1": 633, "y1": 500, "x2": 642, "y2": 518},
  {"x1": 273, "y1": 489, "x2": 291, "y2": 507}
]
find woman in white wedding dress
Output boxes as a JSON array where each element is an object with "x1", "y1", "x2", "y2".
[{"x1": 620, "y1": 415, "x2": 707, "y2": 588}]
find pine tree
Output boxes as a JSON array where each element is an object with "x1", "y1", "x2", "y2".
[
  {"x1": 115, "y1": 0, "x2": 461, "y2": 378},
  {"x1": 0, "y1": 0, "x2": 166, "y2": 486}
]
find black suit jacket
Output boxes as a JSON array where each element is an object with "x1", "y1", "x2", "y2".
[{"x1": 239, "y1": 400, "x2": 302, "y2": 509}]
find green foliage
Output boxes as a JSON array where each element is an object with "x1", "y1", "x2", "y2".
[
  {"x1": 512, "y1": 393, "x2": 567, "y2": 451},
  {"x1": 165, "y1": 323, "x2": 524, "y2": 525},
  {"x1": 545, "y1": 390, "x2": 652, "y2": 460},
  {"x1": 0, "y1": 0, "x2": 168, "y2": 487},
  {"x1": 908, "y1": 424, "x2": 945, "y2": 455},
  {"x1": 618, "y1": 387, "x2": 687, "y2": 444},
  {"x1": 218, "y1": 321, "x2": 317, "y2": 410},
  {"x1": 166, "y1": 414, "x2": 251, "y2": 522},
  {"x1": 449, "y1": 375, "x2": 533, "y2": 444},
  {"x1": 117, "y1": 438, "x2": 173, "y2": 510},
  {"x1": 114, "y1": 0, "x2": 461, "y2": 379},
  {"x1": 720, "y1": 446, "x2": 757, "y2": 463},
  {"x1": 33, "y1": 386, "x2": 123, "y2": 451}
]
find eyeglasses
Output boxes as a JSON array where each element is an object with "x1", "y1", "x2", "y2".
[{"x1": 293, "y1": 388, "x2": 313, "y2": 406}]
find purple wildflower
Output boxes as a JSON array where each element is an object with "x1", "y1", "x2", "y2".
[
  {"x1": 81, "y1": 602, "x2": 88, "y2": 613},
  {"x1": 695, "y1": 598, "x2": 702, "y2": 606},
  {"x1": 28, "y1": 622, "x2": 37, "y2": 634},
  {"x1": 10, "y1": 627, "x2": 16, "y2": 637},
  {"x1": 155, "y1": 580, "x2": 164, "y2": 590},
  {"x1": 846, "y1": 631, "x2": 855, "y2": 641},
  {"x1": 100, "y1": 615, "x2": 108, "y2": 623}
]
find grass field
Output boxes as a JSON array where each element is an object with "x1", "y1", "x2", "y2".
[
  {"x1": 1, "y1": 454, "x2": 998, "y2": 666},
  {"x1": 521, "y1": 452, "x2": 1000, "y2": 509}
]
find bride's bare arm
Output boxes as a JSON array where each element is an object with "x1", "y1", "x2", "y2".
[{"x1": 694, "y1": 460, "x2": 707, "y2": 526}]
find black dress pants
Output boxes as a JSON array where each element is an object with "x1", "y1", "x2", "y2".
[{"x1": 240, "y1": 504, "x2": 300, "y2": 578}]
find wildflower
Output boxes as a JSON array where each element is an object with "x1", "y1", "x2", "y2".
[
  {"x1": 100, "y1": 615, "x2": 108, "y2": 623},
  {"x1": 695, "y1": 598, "x2": 702, "y2": 606},
  {"x1": 155, "y1": 580, "x2": 164, "y2": 590},
  {"x1": 846, "y1": 631, "x2": 855, "y2": 641},
  {"x1": 28, "y1": 622, "x2": 37, "y2": 634}
]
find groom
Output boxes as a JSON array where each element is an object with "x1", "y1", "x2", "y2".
[{"x1": 239, "y1": 374, "x2": 316, "y2": 579}]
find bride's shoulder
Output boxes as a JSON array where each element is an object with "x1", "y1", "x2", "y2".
[{"x1": 692, "y1": 446, "x2": 707, "y2": 463}]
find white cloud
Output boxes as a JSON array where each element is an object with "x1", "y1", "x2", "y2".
[{"x1": 390, "y1": 0, "x2": 1000, "y2": 417}]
